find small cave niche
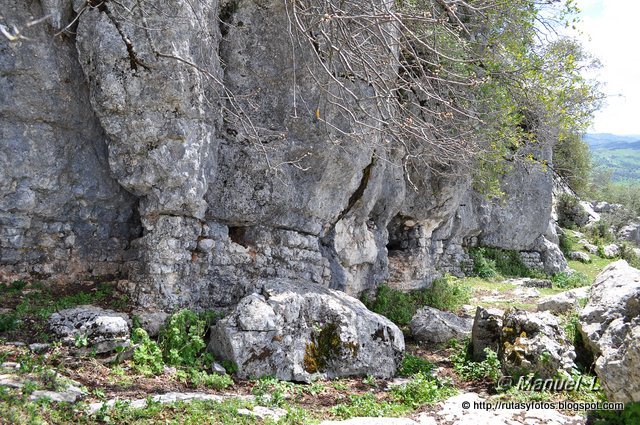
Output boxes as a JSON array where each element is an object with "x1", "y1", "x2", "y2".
[
  {"x1": 227, "y1": 226, "x2": 248, "y2": 247},
  {"x1": 386, "y1": 215, "x2": 420, "y2": 255}
]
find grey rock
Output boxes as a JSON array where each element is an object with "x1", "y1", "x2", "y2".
[
  {"x1": 48, "y1": 305, "x2": 131, "y2": 354},
  {"x1": 209, "y1": 279, "x2": 404, "y2": 382},
  {"x1": 500, "y1": 309, "x2": 576, "y2": 379},
  {"x1": 237, "y1": 406, "x2": 288, "y2": 421},
  {"x1": 568, "y1": 251, "x2": 590, "y2": 263},
  {"x1": 471, "y1": 307, "x2": 504, "y2": 361},
  {"x1": 507, "y1": 278, "x2": 552, "y2": 288},
  {"x1": 132, "y1": 310, "x2": 169, "y2": 338},
  {"x1": 601, "y1": 244, "x2": 620, "y2": 258},
  {"x1": 29, "y1": 343, "x2": 51, "y2": 353},
  {"x1": 87, "y1": 392, "x2": 253, "y2": 415},
  {"x1": 417, "y1": 392, "x2": 586, "y2": 425},
  {"x1": 583, "y1": 243, "x2": 598, "y2": 255},
  {"x1": 618, "y1": 222, "x2": 640, "y2": 246},
  {"x1": 409, "y1": 306, "x2": 472, "y2": 345},
  {"x1": 211, "y1": 362, "x2": 227, "y2": 376},
  {"x1": 591, "y1": 201, "x2": 623, "y2": 213},
  {"x1": 579, "y1": 260, "x2": 640, "y2": 402},
  {"x1": 29, "y1": 389, "x2": 80, "y2": 403},
  {"x1": 537, "y1": 287, "x2": 589, "y2": 315}
]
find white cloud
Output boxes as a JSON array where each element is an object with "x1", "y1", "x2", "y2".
[{"x1": 573, "y1": 0, "x2": 640, "y2": 135}]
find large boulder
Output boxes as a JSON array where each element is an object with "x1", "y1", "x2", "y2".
[
  {"x1": 500, "y1": 309, "x2": 576, "y2": 379},
  {"x1": 48, "y1": 306, "x2": 131, "y2": 354},
  {"x1": 471, "y1": 307, "x2": 504, "y2": 361},
  {"x1": 579, "y1": 260, "x2": 640, "y2": 402},
  {"x1": 568, "y1": 251, "x2": 590, "y2": 263},
  {"x1": 409, "y1": 307, "x2": 472, "y2": 345},
  {"x1": 208, "y1": 280, "x2": 404, "y2": 382},
  {"x1": 601, "y1": 244, "x2": 620, "y2": 259}
]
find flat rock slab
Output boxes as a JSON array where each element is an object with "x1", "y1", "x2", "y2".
[
  {"x1": 86, "y1": 392, "x2": 255, "y2": 415},
  {"x1": 48, "y1": 305, "x2": 131, "y2": 354}
]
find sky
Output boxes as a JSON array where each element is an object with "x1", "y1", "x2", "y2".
[{"x1": 572, "y1": 0, "x2": 640, "y2": 135}]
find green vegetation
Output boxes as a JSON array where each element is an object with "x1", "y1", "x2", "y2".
[
  {"x1": 551, "y1": 271, "x2": 590, "y2": 289},
  {"x1": 131, "y1": 310, "x2": 232, "y2": 390},
  {"x1": 363, "y1": 276, "x2": 471, "y2": 326},
  {"x1": 397, "y1": 354, "x2": 434, "y2": 377},
  {"x1": 469, "y1": 247, "x2": 545, "y2": 279},
  {"x1": 331, "y1": 373, "x2": 455, "y2": 419},
  {"x1": 450, "y1": 340, "x2": 501, "y2": 385}
]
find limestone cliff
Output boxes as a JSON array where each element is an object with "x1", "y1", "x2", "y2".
[{"x1": 1, "y1": 0, "x2": 566, "y2": 311}]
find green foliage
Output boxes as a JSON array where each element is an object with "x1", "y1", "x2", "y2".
[
  {"x1": 451, "y1": 340, "x2": 502, "y2": 384},
  {"x1": 364, "y1": 277, "x2": 470, "y2": 326},
  {"x1": 132, "y1": 328, "x2": 164, "y2": 376},
  {"x1": 131, "y1": 310, "x2": 232, "y2": 390},
  {"x1": 158, "y1": 309, "x2": 211, "y2": 368},
  {"x1": 557, "y1": 194, "x2": 587, "y2": 229},
  {"x1": 551, "y1": 271, "x2": 590, "y2": 289},
  {"x1": 553, "y1": 133, "x2": 592, "y2": 195},
  {"x1": 397, "y1": 354, "x2": 434, "y2": 377},
  {"x1": 331, "y1": 392, "x2": 408, "y2": 419},
  {"x1": 558, "y1": 232, "x2": 575, "y2": 257},
  {"x1": 469, "y1": 247, "x2": 545, "y2": 279},
  {"x1": 590, "y1": 402, "x2": 640, "y2": 425},
  {"x1": 177, "y1": 369, "x2": 233, "y2": 390},
  {"x1": 390, "y1": 372, "x2": 456, "y2": 408}
]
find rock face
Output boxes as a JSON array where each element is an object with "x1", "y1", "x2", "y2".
[
  {"x1": 500, "y1": 309, "x2": 576, "y2": 379},
  {"x1": 208, "y1": 279, "x2": 404, "y2": 382},
  {"x1": 471, "y1": 307, "x2": 504, "y2": 361},
  {"x1": 618, "y1": 222, "x2": 640, "y2": 246},
  {"x1": 48, "y1": 306, "x2": 131, "y2": 354},
  {"x1": 578, "y1": 260, "x2": 640, "y2": 403},
  {"x1": 1, "y1": 0, "x2": 566, "y2": 311},
  {"x1": 409, "y1": 307, "x2": 472, "y2": 345}
]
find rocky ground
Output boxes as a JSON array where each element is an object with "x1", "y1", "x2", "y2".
[{"x1": 0, "y1": 228, "x2": 638, "y2": 424}]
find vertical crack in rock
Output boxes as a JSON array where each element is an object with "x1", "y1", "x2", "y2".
[{"x1": 333, "y1": 153, "x2": 377, "y2": 228}]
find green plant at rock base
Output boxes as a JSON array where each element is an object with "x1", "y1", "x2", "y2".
[
  {"x1": 132, "y1": 328, "x2": 164, "y2": 376},
  {"x1": 469, "y1": 247, "x2": 546, "y2": 279},
  {"x1": 397, "y1": 354, "x2": 434, "y2": 377},
  {"x1": 158, "y1": 309, "x2": 212, "y2": 368},
  {"x1": 331, "y1": 392, "x2": 408, "y2": 419},
  {"x1": 551, "y1": 271, "x2": 590, "y2": 289},
  {"x1": 451, "y1": 340, "x2": 501, "y2": 384},
  {"x1": 363, "y1": 277, "x2": 470, "y2": 327},
  {"x1": 391, "y1": 372, "x2": 457, "y2": 409}
]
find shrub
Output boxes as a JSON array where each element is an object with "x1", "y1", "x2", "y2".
[
  {"x1": 132, "y1": 328, "x2": 164, "y2": 376},
  {"x1": 390, "y1": 372, "x2": 456, "y2": 408},
  {"x1": 557, "y1": 194, "x2": 589, "y2": 229},
  {"x1": 469, "y1": 247, "x2": 545, "y2": 279},
  {"x1": 551, "y1": 271, "x2": 589, "y2": 289},
  {"x1": 558, "y1": 232, "x2": 575, "y2": 257},
  {"x1": 159, "y1": 309, "x2": 212, "y2": 368},
  {"x1": 451, "y1": 340, "x2": 501, "y2": 384},
  {"x1": 364, "y1": 277, "x2": 471, "y2": 326}
]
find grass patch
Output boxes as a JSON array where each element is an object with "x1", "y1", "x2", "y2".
[
  {"x1": 567, "y1": 257, "x2": 615, "y2": 284},
  {"x1": 397, "y1": 354, "x2": 434, "y2": 377}
]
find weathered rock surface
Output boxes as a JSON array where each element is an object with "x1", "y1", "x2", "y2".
[
  {"x1": 500, "y1": 309, "x2": 576, "y2": 379},
  {"x1": 209, "y1": 279, "x2": 404, "y2": 382},
  {"x1": 0, "y1": 0, "x2": 569, "y2": 313},
  {"x1": 568, "y1": 251, "x2": 590, "y2": 263},
  {"x1": 618, "y1": 222, "x2": 640, "y2": 246},
  {"x1": 409, "y1": 307, "x2": 472, "y2": 345},
  {"x1": 537, "y1": 287, "x2": 589, "y2": 315},
  {"x1": 471, "y1": 307, "x2": 504, "y2": 361},
  {"x1": 601, "y1": 244, "x2": 620, "y2": 259},
  {"x1": 579, "y1": 260, "x2": 640, "y2": 402},
  {"x1": 48, "y1": 306, "x2": 131, "y2": 354}
]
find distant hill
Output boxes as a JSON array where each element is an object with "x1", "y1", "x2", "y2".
[{"x1": 584, "y1": 133, "x2": 640, "y2": 182}]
